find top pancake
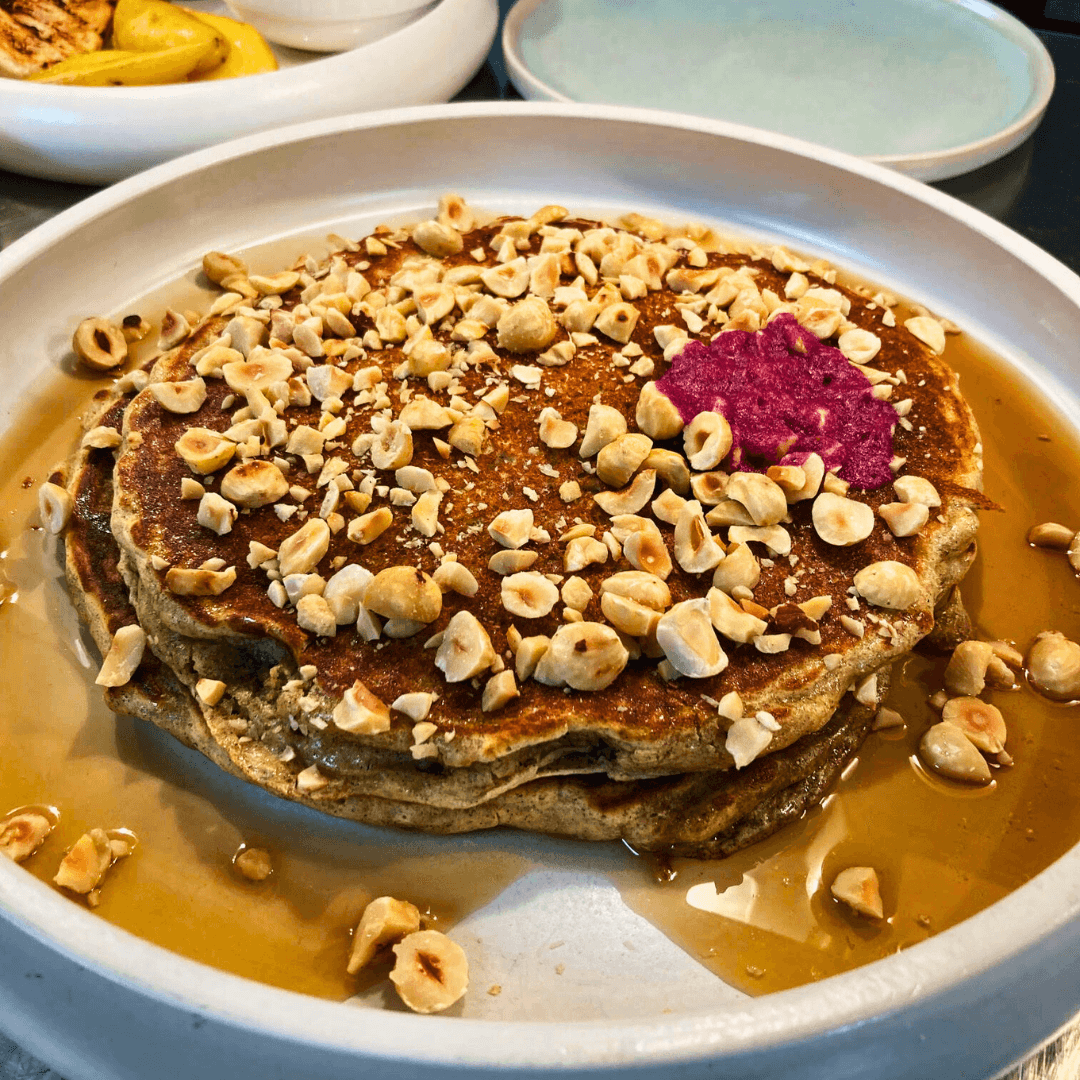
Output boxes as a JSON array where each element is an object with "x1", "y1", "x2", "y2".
[{"x1": 106, "y1": 204, "x2": 983, "y2": 789}]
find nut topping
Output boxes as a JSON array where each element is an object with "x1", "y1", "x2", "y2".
[
  {"x1": 683, "y1": 411, "x2": 732, "y2": 471},
  {"x1": 852, "y1": 561, "x2": 921, "y2": 610},
  {"x1": 501, "y1": 572, "x2": 559, "y2": 619},
  {"x1": 579, "y1": 404, "x2": 627, "y2": 458},
  {"x1": 893, "y1": 475, "x2": 940, "y2": 507},
  {"x1": 812, "y1": 492, "x2": 874, "y2": 546},
  {"x1": 533, "y1": 622, "x2": 628, "y2": 691},
  {"x1": 674, "y1": 500, "x2": 724, "y2": 573},
  {"x1": 596, "y1": 433, "x2": 653, "y2": 488},
  {"x1": 488, "y1": 508, "x2": 534, "y2": 549},
  {"x1": 878, "y1": 501, "x2": 929, "y2": 537},
  {"x1": 165, "y1": 565, "x2": 236, "y2": 596},
  {"x1": 332, "y1": 680, "x2": 391, "y2": 734},
  {"x1": 220, "y1": 460, "x2": 288, "y2": 508},
  {"x1": 278, "y1": 519, "x2": 330, "y2": 577},
  {"x1": 175, "y1": 428, "x2": 236, "y2": 474},
  {"x1": 635, "y1": 382, "x2": 684, "y2": 440},
  {"x1": 726, "y1": 472, "x2": 787, "y2": 526},
  {"x1": 435, "y1": 610, "x2": 496, "y2": 682},
  {"x1": 497, "y1": 297, "x2": 557, "y2": 353},
  {"x1": 656, "y1": 598, "x2": 728, "y2": 678},
  {"x1": 150, "y1": 377, "x2": 207, "y2": 415},
  {"x1": 364, "y1": 566, "x2": 442, "y2": 623}
]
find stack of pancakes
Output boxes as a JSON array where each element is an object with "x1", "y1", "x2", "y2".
[{"x1": 61, "y1": 201, "x2": 983, "y2": 857}]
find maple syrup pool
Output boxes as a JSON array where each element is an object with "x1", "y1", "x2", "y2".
[{"x1": 2, "y1": 298, "x2": 1080, "y2": 1005}]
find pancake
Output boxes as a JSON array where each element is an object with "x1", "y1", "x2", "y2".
[{"x1": 63, "y1": 199, "x2": 985, "y2": 854}]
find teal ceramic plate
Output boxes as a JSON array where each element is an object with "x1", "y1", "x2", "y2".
[{"x1": 503, "y1": 0, "x2": 1055, "y2": 180}]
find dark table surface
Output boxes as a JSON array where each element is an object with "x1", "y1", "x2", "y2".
[{"x1": 2, "y1": 10, "x2": 1080, "y2": 1080}]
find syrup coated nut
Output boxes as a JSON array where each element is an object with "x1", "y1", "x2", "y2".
[
  {"x1": 158, "y1": 309, "x2": 192, "y2": 350},
  {"x1": 54, "y1": 828, "x2": 113, "y2": 894},
  {"x1": 656, "y1": 598, "x2": 728, "y2": 678},
  {"x1": 853, "y1": 560, "x2": 921, "y2": 610},
  {"x1": 435, "y1": 610, "x2": 496, "y2": 682},
  {"x1": 390, "y1": 930, "x2": 469, "y2": 1014},
  {"x1": 203, "y1": 250, "x2": 248, "y2": 284},
  {"x1": 94, "y1": 624, "x2": 146, "y2": 687},
  {"x1": 941, "y1": 697, "x2": 1007, "y2": 755},
  {"x1": 812, "y1": 492, "x2": 875, "y2": 546},
  {"x1": 0, "y1": 810, "x2": 55, "y2": 863},
  {"x1": 348, "y1": 896, "x2": 422, "y2": 975},
  {"x1": 73, "y1": 317, "x2": 128, "y2": 371},
  {"x1": 943, "y1": 640, "x2": 994, "y2": 697},
  {"x1": 533, "y1": 622, "x2": 629, "y2": 691},
  {"x1": 683, "y1": 411, "x2": 732, "y2": 471},
  {"x1": 38, "y1": 481, "x2": 73, "y2": 534},
  {"x1": 904, "y1": 315, "x2": 946, "y2": 355},
  {"x1": 1026, "y1": 631, "x2": 1080, "y2": 700},
  {"x1": 234, "y1": 847, "x2": 273, "y2": 882},
  {"x1": 332, "y1": 680, "x2": 391, "y2": 734},
  {"x1": 1027, "y1": 522, "x2": 1075, "y2": 550},
  {"x1": 830, "y1": 867, "x2": 884, "y2": 919},
  {"x1": 364, "y1": 566, "x2": 442, "y2": 623},
  {"x1": 920, "y1": 722, "x2": 992, "y2": 784}
]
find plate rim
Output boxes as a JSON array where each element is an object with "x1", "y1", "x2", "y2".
[
  {"x1": 2, "y1": 99, "x2": 1080, "y2": 1070},
  {"x1": 501, "y1": 0, "x2": 1056, "y2": 183}
]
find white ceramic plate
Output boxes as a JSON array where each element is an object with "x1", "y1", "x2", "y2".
[
  {"x1": 0, "y1": 0, "x2": 497, "y2": 184},
  {"x1": 503, "y1": 0, "x2": 1055, "y2": 182},
  {"x1": 2, "y1": 102, "x2": 1080, "y2": 1080}
]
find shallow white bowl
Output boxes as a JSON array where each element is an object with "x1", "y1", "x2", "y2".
[
  {"x1": 0, "y1": 0, "x2": 496, "y2": 183},
  {"x1": 224, "y1": 0, "x2": 437, "y2": 51},
  {"x1": 2, "y1": 102, "x2": 1080, "y2": 1080}
]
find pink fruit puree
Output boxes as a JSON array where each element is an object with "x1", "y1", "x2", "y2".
[{"x1": 654, "y1": 314, "x2": 895, "y2": 489}]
